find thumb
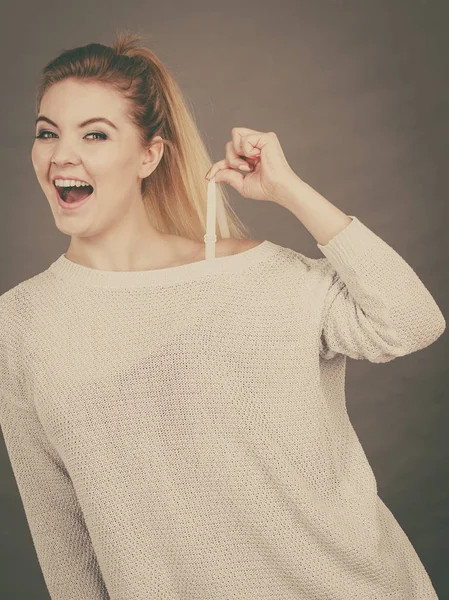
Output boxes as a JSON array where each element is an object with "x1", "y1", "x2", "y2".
[{"x1": 214, "y1": 167, "x2": 245, "y2": 191}]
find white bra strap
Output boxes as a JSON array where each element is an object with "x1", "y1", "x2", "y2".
[{"x1": 204, "y1": 176, "x2": 231, "y2": 260}]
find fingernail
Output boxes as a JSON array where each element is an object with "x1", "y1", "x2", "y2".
[{"x1": 238, "y1": 164, "x2": 251, "y2": 171}]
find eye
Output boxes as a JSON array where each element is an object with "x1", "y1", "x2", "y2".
[
  {"x1": 85, "y1": 132, "x2": 107, "y2": 141},
  {"x1": 34, "y1": 130, "x2": 108, "y2": 141},
  {"x1": 34, "y1": 130, "x2": 56, "y2": 140}
]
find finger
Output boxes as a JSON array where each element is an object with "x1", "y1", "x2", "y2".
[
  {"x1": 225, "y1": 140, "x2": 251, "y2": 170},
  {"x1": 232, "y1": 127, "x2": 265, "y2": 157},
  {"x1": 205, "y1": 158, "x2": 227, "y2": 181},
  {"x1": 245, "y1": 134, "x2": 264, "y2": 157},
  {"x1": 232, "y1": 130, "x2": 245, "y2": 157},
  {"x1": 232, "y1": 131, "x2": 260, "y2": 161},
  {"x1": 205, "y1": 128, "x2": 266, "y2": 180},
  {"x1": 231, "y1": 126, "x2": 264, "y2": 150}
]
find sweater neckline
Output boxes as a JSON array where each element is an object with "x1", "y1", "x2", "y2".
[{"x1": 47, "y1": 240, "x2": 278, "y2": 289}]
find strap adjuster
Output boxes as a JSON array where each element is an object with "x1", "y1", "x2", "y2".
[{"x1": 203, "y1": 234, "x2": 217, "y2": 243}]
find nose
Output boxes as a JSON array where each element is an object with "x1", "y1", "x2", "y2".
[{"x1": 50, "y1": 139, "x2": 81, "y2": 166}]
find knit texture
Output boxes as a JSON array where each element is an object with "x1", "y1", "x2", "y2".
[{"x1": 0, "y1": 215, "x2": 444, "y2": 600}]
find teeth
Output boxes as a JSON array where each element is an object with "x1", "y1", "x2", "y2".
[{"x1": 54, "y1": 179, "x2": 91, "y2": 187}]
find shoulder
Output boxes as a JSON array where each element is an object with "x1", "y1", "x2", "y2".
[
  {"x1": 238, "y1": 239, "x2": 264, "y2": 250},
  {"x1": 224, "y1": 238, "x2": 263, "y2": 256}
]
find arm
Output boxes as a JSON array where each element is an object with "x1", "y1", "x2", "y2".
[
  {"x1": 0, "y1": 390, "x2": 110, "y2": 600},
  {"x1": 279, "y1": 176, "x2": 446, "y2": 362}
]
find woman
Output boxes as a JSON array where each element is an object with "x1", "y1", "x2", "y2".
[{"x1": 0, "y1": 29, "x2": 444, "y2": 600}]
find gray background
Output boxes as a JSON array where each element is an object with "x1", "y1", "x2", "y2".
[{"x1": 1, "y1": 0, "x2": 448, "y2": 598}]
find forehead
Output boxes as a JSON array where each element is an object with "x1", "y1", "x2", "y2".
[{"x1": 39, "y1": 79, "x2": 129, "y2": 123}]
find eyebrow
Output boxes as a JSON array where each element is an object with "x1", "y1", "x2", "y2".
[{"x1": 35, "y1": 116, "x2": 118, "y2": 130}]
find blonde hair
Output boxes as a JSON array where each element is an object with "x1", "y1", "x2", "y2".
[{"x1": 35, "y1": 28, "x2": 253, "y2": 242}]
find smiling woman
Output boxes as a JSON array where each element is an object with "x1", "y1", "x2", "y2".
[
  {"x1": 30, "y1": 29, "x2": 253, "y2": 272},
  {"x1": 2, "y1": 23, "x2": 443, "y2": 600}
]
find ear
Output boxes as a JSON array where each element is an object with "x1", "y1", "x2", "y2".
[{"x1": 139, "y1": 136, "x2": 164, "y2": 179}]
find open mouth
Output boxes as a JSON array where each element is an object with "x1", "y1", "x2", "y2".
[{"x1": 54, "y1": 183, "x2": 94, "y2": 204}]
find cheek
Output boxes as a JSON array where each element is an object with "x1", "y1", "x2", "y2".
[
  {"x1": 30, "y1": 144, "x2": 40, "y2": 170},
  {"x1": 93, "y1": 155, "x2": 137, "y2": 189},
  {"x1": 85, "y1": 153, "x2": 121, "y2": 179},
  {"x1": 31, "y1": 144, "x2": 50, "y2": 177}
]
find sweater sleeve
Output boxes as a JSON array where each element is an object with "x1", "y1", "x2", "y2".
[
  {"x1": 315, "y1": 216, "x2": 446, "y2": 362},
  {"x1": 0, "y1": 390, "x2": 110, "y2": 600}
]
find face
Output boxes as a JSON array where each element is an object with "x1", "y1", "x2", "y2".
[{"x1": 31, "y1": 78, "x2": 163, "y2": 238}]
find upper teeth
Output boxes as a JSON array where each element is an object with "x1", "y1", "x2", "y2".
[{"x1": 54, "y1": 179, "x2": 91, "y2": 187}]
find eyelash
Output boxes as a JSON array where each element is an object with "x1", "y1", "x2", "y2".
[{"x1": 34, "y1": 131, "x2": 108, "y2": 142}]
